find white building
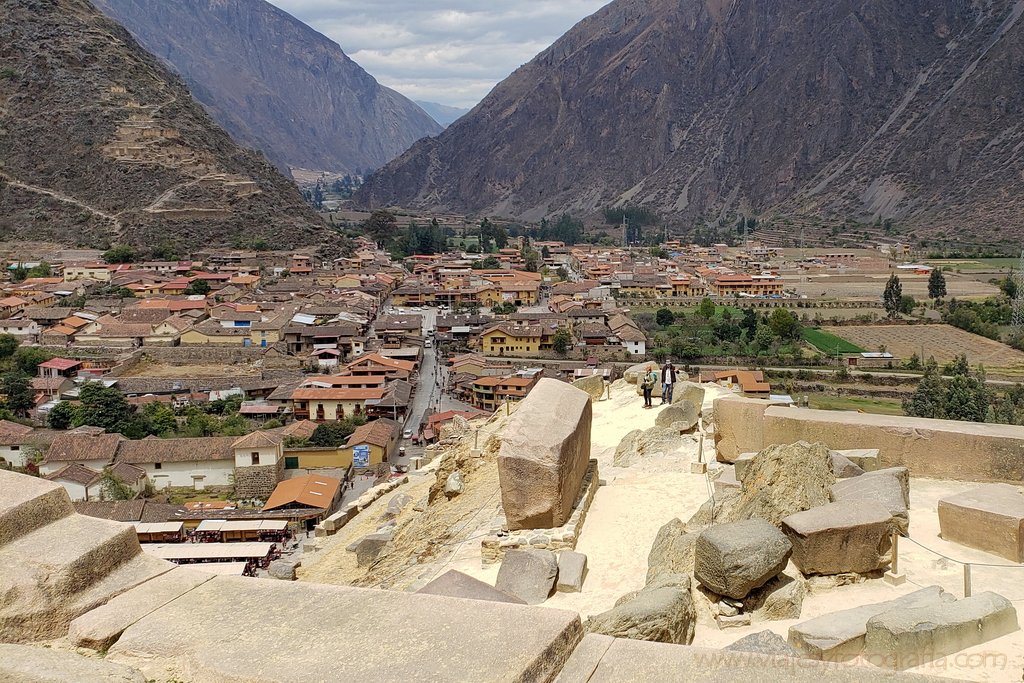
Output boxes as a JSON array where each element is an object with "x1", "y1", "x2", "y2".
[{"x1": 115, "y1": 436, "x2": 237, "y2": 491}]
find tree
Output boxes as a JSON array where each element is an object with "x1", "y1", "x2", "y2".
[
  {"x1": 768, "y1": 308, "x2": 801, "y2": 341},
  {"x1": 76, "y1": 382, "x2": 144, "y2": 438},
  {"x1": 48, "y1": 401, "x2": 77, "y2": 430},
  {"x1": 555, "y1": 266, "x2": 569, "y2": 281},
  {"x1": 0, "y1": 334, "x2": 18, "y2": 359},
  {"x1": 362, "y1": 210, "x2": 398, "y2": 245},
  {"x1": 552, "y1": 328, "x2": 573, "y2": 355},
  {"x1": 903, "y1": 359, "x2": 945, "y2": 419},
  {"x1": 1000, "y1": 275, "x2": 1018, "y2": 300},
  {"x1": 141, "y1": 402, "x2": 178, "y2": 436},
  {"x1": 99, "y1": 467, "x2": 135, "y2": 501},
  {"x1": 944, "y1": 353, "x2": 970, "y2": 377},
  {"x1": 883, "y1": 274, "x2": 903, "y2": 317},
  {"x1": 1, "y1": 373, "x2": 33, "y2": 417},
  {"x1": 103, "y1": 245, "x2": 136, "y2": 264},
  {"x1": 185, "y1": 279, "x2": 211, "y2": 296},
  {"x1": 309, "y1": 416, "x2": 367, "y2": 447},
  {"x1": 655, "y1": 308, "x2": 675, "y2": 327},
  {"x1": 943, "y1": 372, "x2": 989, "y2": 422},
  {"x1": 472, "y1": 256, "x2": 501, "y2": 270},
  {"x1": 696, "y1": 298, "x2": 717, "y2": 320},
  {"x1": 899, "y1": 295, "x2": 916, "y2": 315},
  {"x1": 752, "y1": 324, "x2": 776, "y2": 353},
  {"x1": 521, "y1": 247, "x2": 541, "y2": 272},
  {"x1": 928, "y1": 269, "x2": 947, "y2": 300},
  {"x1": 12, "y1": 347, "x2": 52, "y2": 374}
]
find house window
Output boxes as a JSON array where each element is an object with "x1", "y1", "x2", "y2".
[
  {"x1": 10, "y1": 445, "x2": 18, "y2": 451},
  {"x1": 251, "y1": 452, "x2": 260, "y2": 465},
  {"x1": 154, "y1": 462, "x2": 162, "y2": 470}
]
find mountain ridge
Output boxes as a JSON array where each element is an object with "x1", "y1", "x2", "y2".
[
  {"x1": 359, "y1": 0, "x2": 1024, "y2": 245},
  {"x1": 93, "y1": 0, "x2": 443, "y2": 176}
]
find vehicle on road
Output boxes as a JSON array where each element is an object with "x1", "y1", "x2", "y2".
[
  {"x1": 424, "y1": 339, "x2": 433, "y2": 348},
  {"x1": 403, "y1": 429, "x2": 413, "y2": 439}
]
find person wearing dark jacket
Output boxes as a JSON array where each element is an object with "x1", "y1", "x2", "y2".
[{"x1": 661, "y1": 360, "x2": 677, "y2": 404}]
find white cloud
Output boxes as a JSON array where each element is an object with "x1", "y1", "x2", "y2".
[{"x1": 266, "y1": 0, "x2": 611, "y2": 108}]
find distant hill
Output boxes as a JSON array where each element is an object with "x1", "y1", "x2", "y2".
[
  {"x1": 360, "y1": 0, "x2": 1024, "y2": 246},
  {"x1": 93, "y1": 0, "x2": 443, "y2": 176},
  {"x1": 0, "y1": 0, "x2": 325, "y2": 250},
  {"x1": 415, "y1": 101, "x2": 471, "y2": 128}
]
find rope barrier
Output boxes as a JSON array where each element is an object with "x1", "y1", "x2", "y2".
[{"x1": 897, "y1": 533, "x2": 1024, "y2": 569}]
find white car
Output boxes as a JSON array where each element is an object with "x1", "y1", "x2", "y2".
[
  {"x1": 403, "y1": 429, "x2": 413, "y2": 439},
  {"x1": 424, "y1": 339, "x2": 433, "y2": 348}
]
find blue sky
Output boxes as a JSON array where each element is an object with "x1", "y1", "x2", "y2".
[{"x1": 266, "y1": 1, "x2": 611, "y2": 108}]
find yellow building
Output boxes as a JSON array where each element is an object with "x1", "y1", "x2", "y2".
[
  {"x1": 290, "y1": 387, "x2": 385, "y2": 421},
  {"x1": 282, "y1": 418, "x2": 398, "y2": 470},
  {"x1": 478, "y1": 324, "x2": 545, "y2": 355},
  {"x1": 63, "y1": 263, "x2": 111, "y2": 283}
]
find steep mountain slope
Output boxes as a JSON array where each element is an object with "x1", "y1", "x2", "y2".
[
  {"x1": 415, "y1": 101, "x2": 471, "y2": 128},
  {"x1": 92, "y1": 0, "x2": 442, "y2": 176},
  {"x1": 0, "y1": 0, "x2": 326, "y2": 249},
  {"x1": 359, "y1": 0, "x2": 1024, "y2": 244}
]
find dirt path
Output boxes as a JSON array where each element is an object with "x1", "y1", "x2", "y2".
[{"x1": 0, "y1": 170, "x2": 122, "y2": 232}]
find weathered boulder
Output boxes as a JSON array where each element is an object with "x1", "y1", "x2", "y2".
[
  {"x1": 586, "y1": 573, "x2": 695, "y2": 645},
  {"x1": 355, "y1": 531, "x2": 393, "y2": 567},
  {"x1": 788, "y1": 586, "x2": 953, "y2": 661},
  {"x1": 830, "y1": 452, "x2": 865, "y2": 478},
  {"x1": 557, "y1": 550, "x2": 588, "y2": 593},
  {"x1": 724, "y1": 630, "x2": 801, "y2": 657},
  {"x1": 727, "y1": 441, "x2": 837, "y2": 526},
  {"x1": 613, "y1": 429, "x2": 642, "y2": 467},
  {"x1": 832, "y1": 448, "x2": 880, "y2": 472},
  {"x1": 863, "y1": 592, "x2": 1019, "y2": 669},
  {"x1": 860, "y1": 467, "x2": 910, "y2": 506},
  {"x1": 646, "y1": 518, "x2": 698, "y2": 583},
  {"x1": 733, "y1": 452, "x2": 757, "y2": 481},
  {"x1": 623, "y1": 363, "x2": 650, "y2": 384},
  {"x1": 268, "y1": 558, "x2": 299, "y2": 581},
  {"x1": 572, "y1": 374, "x2": 606, "y2": 400},
  {"x1": 440, "y1": 414, "x2": 471, "y2": 440},
  {"x1": 671, "y1": 381, "x2": 704, "y2": 408},
  {"x1": 830, "y1": 471, "x2": 908, "y2": 534},
  {"x1": 416, "y1": 570, "x2": 525, "y2": 604},
  {"x1": 494, "y1": 549, "x2": 558, "y2": 605},
  {"x1": 713, "y1": 467, "x2": 741, "y2": 495},
  {"x1": 444, "y1": 471, "x2": 464, "y2": 499},
  {"x1": 382, "y1": 493, "x2": 413, "y2": 520},
  {"x1": 938, "y1": 483, "x2": 1024, "y2": 562},
  {"x1": 694, "y1": 519, "x2": 792, "y2": 599},
  {"x1": 655, "y1": 402, "x2": 699, "y2": 431},
  {"x1": 782, "y1": 502, "x2": 892, "y2": 575},
  {"x1": 745, "y1": 573, "x2": 806, "y2": 621},
  {"x1": 497, "y1": 379, "x2": 592, "y2": 530},
  {"x1": 0, "y1": 643, "x2": 146, "y2": 682}
]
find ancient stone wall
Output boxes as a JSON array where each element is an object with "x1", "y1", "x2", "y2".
[
  {"x1": 234, "y1": 460, "x2": 283, "y2": 500},
  {"x1": 714, "y1": 397, "x2": 1024, "y2": 482}
]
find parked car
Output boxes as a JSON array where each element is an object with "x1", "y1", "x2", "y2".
[{"x1": 403, "y1": 429, "x2": 413, "y2": 439}]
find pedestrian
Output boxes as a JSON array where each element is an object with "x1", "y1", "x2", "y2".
[
  {"x1": 661, "y1": 359, "x2": 677, "y2": 405},
  {"x1": 641, "y1": 363, "x2": 657, "y2": 409}
]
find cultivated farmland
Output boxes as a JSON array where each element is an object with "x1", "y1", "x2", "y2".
[{"x1": 823, "y1": 324, "x2": 1024, "y2": 372}]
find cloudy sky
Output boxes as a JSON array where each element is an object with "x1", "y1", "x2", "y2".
[{"x1": 267, "y1": 1, "x2": 611, "y2": 109}]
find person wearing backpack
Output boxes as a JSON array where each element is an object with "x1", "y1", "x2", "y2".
[{"x1": 641, "y1": 363, "x2": 657, "y2": 408}]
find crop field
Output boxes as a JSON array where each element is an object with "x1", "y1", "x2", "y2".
[
  {"x1": 823, "y1": 324, "x2": 1024, "y2": 371},
  {"x1": 807, "y1": 394, "x2": 905, "y2": 416},
  {"x1": 803, "y1": 328, "x2": 864, "y2": 354}
]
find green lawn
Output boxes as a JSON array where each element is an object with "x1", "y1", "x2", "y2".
[
  {"x1": 807, "y1": 394, "x2": 905, "y2": 416},
  {"x1": 924, "y1": 258, "x2": 1020, "y2": 272},
  {"x1": 802, "y1": 328, "x2": 864, "y2": 354}
]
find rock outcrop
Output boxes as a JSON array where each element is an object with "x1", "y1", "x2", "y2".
[
  {"x1": 494, "y1": 549, "x2": 558, "y2": 605},
  {"x1": 586, "y1": 574, "x2": 696, "y2": 645},
  {"x1": 497, "y1": 379, "x2": 592, "y2": 530}
]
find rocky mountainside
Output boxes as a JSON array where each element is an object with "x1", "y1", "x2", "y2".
[
  {"x1": 0, "y1": 0, "x2": 326, "y2": 249},
  {"x1": 92, "y1": 0, "x2": 442, "y2": 176},
  {"x1": 359, "y1": 0, "x2": 1024, "y2": 245}
]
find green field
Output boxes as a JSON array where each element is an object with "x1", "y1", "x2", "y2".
[
  {"x1": 807, "y1": 394, "x2": 905, "y2": 416},
  {"x1": 802, "y1": 328, "x2": 864, "y2": 354},
  {"x1": 924, "y1": 258, "x2": 1019, "y2": 272}
]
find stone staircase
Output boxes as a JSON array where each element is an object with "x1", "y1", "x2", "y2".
[{"x1": 0, "y1": 470, "x2": 172, "y2": 643}]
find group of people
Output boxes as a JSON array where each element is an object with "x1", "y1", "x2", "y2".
[{"x1": 640, "y1": 360, "x2": 678, "y2": 409}]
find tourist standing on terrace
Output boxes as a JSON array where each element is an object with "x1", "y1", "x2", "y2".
[
  {"x1": 661, "y1": 360, "x2": 677, "y2": 404},
  {"x1": 642, "y1": 363, "x2": 658, "y2": 409}
]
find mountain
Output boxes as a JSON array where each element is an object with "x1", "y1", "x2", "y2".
[
  {"x1": 92, "y1": 0, "x2": 442, "y2": 176},
  {"x1": 415, "y1": 101, "x2": 471, "y2": 128},
  {"x1": 0, "y1": 0, "x2": 325, "y2": 249},
  {"x1": 359, "y1": 0, "x2": 1024, "y2": 245}
]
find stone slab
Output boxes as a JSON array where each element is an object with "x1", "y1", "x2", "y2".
[
  {"x1": 832, "y1": 448, "x2": 881, "y2": 472},
  {"x1": 556, "y1": 637, "x2": 948, "y2": 682},
  {"x1": 0, "y1": 470, "x2": 74, "y2": 545},
  {"x1": 713, "y1": 397, "x2": 781, "y2": 463},
  {"x1": 416, "y1": 570, "x2": 526, "y2": 604},
  {"x1": 938, "y1": 483, "x2": 1024, "y2": 562},
  {"x1": 782, "y1": 502, "x2": 892, "y2": 575},
  {"x1": 788, "y1": 586, "x2": 952, "y2": 661},
  {"x1": 496, "y1": 548, "x2": 558, "y2": 605},
  {"x1": 108, "y1": 576, "x2": 583, "y2": 682},
  {"x1": 0, "y1": 643, "x2": 146, "y2": 682},
  {"x1": 694, "y1": 519, "x2": 791, "y2": 599},
  {"x1": 830, "y1": 472, "x2": 909, "y2": 534},
  {"x1": 557, "y1": 550, "x2": 588, "y2": 593},
  {"x1": 68, "y1": 567, "x2": 214, "y2": 651},
  {"x1": 724, "y1": 630, "x2": 800, "y2": 657},
  {"x1": 733, "y1": 452, "x2": 757, "y2": 481},
  {"x1": 864, "y1": 592, "x2": 1018, "y2": 670},
  {"x1": 498, "y1": 378, "x2": 593, "y2": 530}
]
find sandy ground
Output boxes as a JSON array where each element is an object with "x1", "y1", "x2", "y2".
[
  {"x1": 791, "y1": 272, "x2": 998, "y2": 301},
  {"x1": 120, "y1": 360, "x2": 264, "y2": 378},
  {"x1": 300, "y1": 379, "x2": 1024, "y2": 680},
  {"x1": 825, "y1": 324, "x2": 1024, "y2": 370}
]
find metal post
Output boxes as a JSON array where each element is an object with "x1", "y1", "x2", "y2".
[{"x1": 963, "y1": 564, "x2": 972, "y2": 598}]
